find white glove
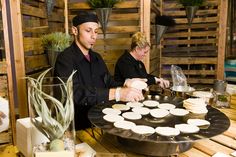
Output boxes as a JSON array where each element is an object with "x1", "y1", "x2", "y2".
[{"x1": 124, "y1": 78, "x2": 147, "y2": 90}]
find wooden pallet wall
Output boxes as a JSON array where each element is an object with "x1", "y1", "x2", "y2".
[
  {"x1": 68, "y1": 0, "x2": 143, "y2": 74},
  {"x1": 154, "y1": 0, "x2": 227, "y2": 85},
  {"x1": 22, "y1": 0, "x2": 65, "y2": 74},
  {"x1": 7, "y1": 0, "x2": 65, "y2": 118}
]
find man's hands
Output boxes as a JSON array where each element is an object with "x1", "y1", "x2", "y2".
[
  {"x1": 119, "y1": 87, "x2": 144, "y2": 102},
  {"x1": 124, "y1": 78, "x2": 147, "y2": 88},
  {"x1": 0, "y1": 111, "x2": 6, "y2": 125},
  {"x1": 155, "y1": 77, "x2": 170, "y2": 88}
]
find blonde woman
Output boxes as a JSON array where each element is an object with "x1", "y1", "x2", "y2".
[{"x1": 114, "y1": 32, "x2": 169, "y2": 88}]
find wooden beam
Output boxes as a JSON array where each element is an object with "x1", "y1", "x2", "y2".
[
  {"x1": 141, "y1": 0, "x2": 151, "y2": 73},
  {"x1": 217, "y1": 0, "x2": 228, "y2": 80},
  {"x1": 1, "y1": 0, "x2": 16, "y2": 145},
  {"x1": 10, "y1": 0, "x2": 28, "y2": 117}
]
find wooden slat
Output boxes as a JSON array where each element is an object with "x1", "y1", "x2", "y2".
[
  {"x1": 25, "y1": 54, "x2": 49, "y2": 73},
  {"x1": 160, "y1": 57, "x2": 217, "y2": 64},
  {"x1": 96, "y1": 38, "x2": 131, "y2": 46},
  {"x1": 161, "y1": 70, "x2": 216, "y2": 75},
  {"x1": 69, "y1": 0, "x2": 140, "y2": 10},
  {"x1": 23, "y1": 26, "x2": 49, "y2": 33},
  {"x1": 23, "y1": 37, "x2": 43, "y2": 52},
  {"x1": 21, "y1": 3, "x2": 47, "y2": 18},
  {"x1": 193, "y1": 139, "x2": 234, "y2": 156},
  {"x1": 0, "y1": 61, "x2": 7, "y2": 74},
  {"x1": 163, "y1": 31, "x2": 218, "y2": 38},
  {"x1": 217, "y1": 0, "x2": 228, "y2": 80},
  {"x1": 162, "y1": 39, "x2": 217, "y2": 45}
]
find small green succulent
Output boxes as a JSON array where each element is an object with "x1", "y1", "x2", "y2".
[
  {"x1": 179, "y1": 0, "x2": 204, "y2": 6},
  {"x1": 87, "y1": 0, "x2": 121, "y2": 8}
]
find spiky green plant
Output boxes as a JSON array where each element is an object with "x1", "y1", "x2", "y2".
[
  {"x1": 26, "y1": 69, "x2": 76, "y2": 149},
  {"x1": 87, "y1": 0, "x2": 121, "y2": 8},
  {"x1": 41, "y1": 32, "x2": 72, "y2": 52},
  {"x1": 179, "y1": 0, "x2": 204, "y2": 6}
]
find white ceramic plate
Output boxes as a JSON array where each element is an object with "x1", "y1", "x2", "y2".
[
  {"x1": 158, "y1": 103, "x2": 176, "y2": 110},
  {"x1": 170, "y1": 108, "x2": 189, "y2": 116},
  {"x1": 132, "y1": 107, "x2": 150, "y2": 115},
  {"x1": 187, "y1": 119, "x2": 210, "y2": 126},
  {"x1": 126, "y1": 102, "x2": 144, "y2": 108},
  {"x1": 122, "y1": 112, "x2": 142, "y2": 120},
  {"x1": 142, "y1": 100, "x2": 159, "y2": 107},
  {"x1": 150, "y1": 108, "x2": 169, "y2": 118},
  {"x1": 130, "y1": 80, "x2": 148, "y2": 90},
  {"x1": 155, "y1": 127, "x2": 180, "y2": 137},
  {"x1": 114, "y1": 120, "x2": 136, "y2": 130},
  {"x1": 112, "y1": 104, "x2": 130, "y2": 111},
  {"x1": 103, "y1": 114, "x2": 124, "y2": 123},
  {"x1": 102, "y1": 108, "x2": 121, "y2": 115},
  {"x1": 175, "y1": 124, "x2": 200, "y2": 133},
  {"x1": 131, "y1": 125, "x2": 155, "y2": 135}
]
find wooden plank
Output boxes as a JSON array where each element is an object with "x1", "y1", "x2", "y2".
[
  {"x1": 217, "y1": 0, "x2": 228, "y2": 80},
  {"x1": 105, "y1": 26, "x2": 139, "y2": 34},
  {"x1": 23, "y1": 37, "x2": 43, "y2": 52},
  {"x1": 0, "y1": 61, "x2": 7, "y2": 74},
  {"x1": 48, "y1": 11, "x2": 64, "y2": 22},
  {"x1": 211, "y1": 135, "x2": 236, "y2": 150},
  {"x1": 2, "y1": 0, "x2": 17, "y2": 144},
  {"x1": 25, "y1": 54, "x2": 49, "y2": 73},
  {"x1": 21, "y1": 3, "x2": 47, "y2": 18},
  {"x1": 69, "y1": 0, "x2": 140, "y2": 10},
  {"x1": 162, "y1": 39, "x2": 217, "y2": 45},
  {"x1": 161, "y1": 70, "x2": 216, "y2": 75},
  {"x1": 182, "y1": 148, "x2": 210, "y2": 157},
  {"x1": 193, "y1": 139, "x2": 234, "y2": 156},
  {"x1": 76, "y1": 130, "x2": 110, "y2": 153},
  {"x1": 160, "y1": 57, "x2": 217, "y2": 64},
  {"x1": 96, "y1": 38, "x2": 131, "y2": 46},
  {"x1": 23, "y1": 26, "x2": 48, "y2": 33},
  {"x1": 162, "y1": 46, "x2": 217, "y2": 53},
  {"x1": 163, "y1": 31, "x2": 218, "y2": 38}
]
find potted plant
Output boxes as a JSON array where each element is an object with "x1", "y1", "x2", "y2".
[
  {"x1": 87, "y1": 0, "x2": 122, "y2": 37},
  {"x1": 26, "y1": 68, "x2": 76, "y2": 157},
  {"x1": 179, "y1": 0, "x2": 204, "y2": 25},
  {"x1": 155, "y1": 15, "x2": 176, "y2": 44},
  {"x1": 41, "y1": 32, "x2": 72, "y2": 68}
]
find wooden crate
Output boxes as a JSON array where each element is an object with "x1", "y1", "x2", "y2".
[{"x1": 153, "y1": 0, "x2": 227, "y2": 85}]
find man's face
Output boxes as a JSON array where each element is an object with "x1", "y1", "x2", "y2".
[{"x1": 75, "y1": 22, "x2": 99, "y2": 51}]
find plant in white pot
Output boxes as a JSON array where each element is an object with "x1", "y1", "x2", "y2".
[
  {"x1": 179, "y1": 0, "x2": 204, "y2": 25},
  {"x1": 26, "y1": 68, "x2": 76, "y2": 157},
  {"x1": 87, "y1": 0, "x2": 122, "y2": 38},
  {"x1": 41, "y1": 32, "x2": 72, "y2": 69}
]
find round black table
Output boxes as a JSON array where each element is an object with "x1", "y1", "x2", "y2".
[{"x1": 88, "y1": 96, "x2": 230, "y2": 156}]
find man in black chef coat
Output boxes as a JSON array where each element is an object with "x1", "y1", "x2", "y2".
[{"x1": 54, "y1": 11, "x2": 145, "y2": 130}]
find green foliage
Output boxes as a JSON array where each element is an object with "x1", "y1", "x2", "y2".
[
  {"x1": 26, "y1": 68, "x2": 76, "y2": 142},
  {"x1": 179, "y1": 0, "x2": 204, "y2": 6},
  {"x1": 41, "y1": 32, "x2": 72, "y2": 52},
  {"x1": 87, "y1": 0, "x2": 121, "y2": 8}
]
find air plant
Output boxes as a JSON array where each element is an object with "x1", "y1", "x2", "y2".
[
  {"x1": 26, "y1": 68, "x2": 76, "y2": 151},
  {"x1": 87, "y1": 0, "x2": 121, "y2": 8}
]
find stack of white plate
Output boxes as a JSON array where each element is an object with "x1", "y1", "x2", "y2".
[{"x1": 183, "y1": 98, "x2": 208, "y2": 114}]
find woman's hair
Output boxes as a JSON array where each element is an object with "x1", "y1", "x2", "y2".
[{"x1": 131, "y1": 32, "x2": 150, "y2": 50}]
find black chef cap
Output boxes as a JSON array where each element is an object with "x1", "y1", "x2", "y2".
[{"x1": 72, "y1": 11, "x2": 99, "y2": 27}]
